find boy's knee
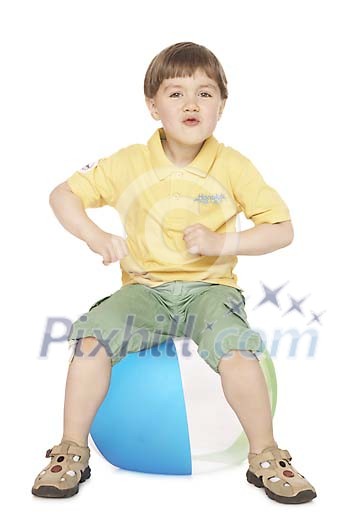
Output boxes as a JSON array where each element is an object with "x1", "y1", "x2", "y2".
[{"x1": 75, "y1": 336, "x2": 107, "y2": 357}]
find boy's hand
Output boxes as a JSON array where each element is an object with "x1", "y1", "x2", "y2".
[
  {"x1": 183, "y1": 223, "x2": 225, "y2": 256},
  {"x1": 85, "y1": 230, "x2": 129, "y2": 265}
]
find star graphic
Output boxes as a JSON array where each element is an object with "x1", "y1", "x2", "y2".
[
  {"x1": 282, "y1": 293, "x2": 311, "y2": 317},
  {"x1": 306, "y1": 309, "x2": 326, "y2": 326},
  {"x1": 198, "y1": 319, "x2": 218, "y2": 335},
  {"x1": 243, "y1": 280, "x2": 326, "y2": 326},
  {"x1": 254, "y1": 281, "x2": 290, "y2": 310},
  {"x1": 222, "y1": 298, "x2": 244, "y2": 317}
]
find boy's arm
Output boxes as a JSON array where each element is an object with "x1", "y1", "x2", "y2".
[
  {"x1": 49, "y1": 182, "x2": 104, "y2": 242},
  {"x1": 222, "y1": 220, "x2": 294, "y2": 256},
  {"x1": 225, "y1": 152, "x2": 293, "y2": 256}
]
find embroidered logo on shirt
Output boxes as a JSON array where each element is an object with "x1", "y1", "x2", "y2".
[
  {"x1": 194, "y1": 193, "x2": 226, "y2": 204},
  {"x1": 79, "y1": 160, "x2": 99, "y2": 173}
]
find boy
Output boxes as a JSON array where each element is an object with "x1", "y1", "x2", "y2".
[{"x1": 32, "y1": 42, "x2": 317, "y2": 504}]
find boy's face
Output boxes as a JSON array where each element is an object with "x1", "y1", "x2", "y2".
[{"x1": 145, "y1": 68, "x2": 226, "y2": 145}]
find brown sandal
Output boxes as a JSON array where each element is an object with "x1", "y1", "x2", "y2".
[
  {"x1": 32, "y1": 440, "x2": 91, "y2": 498},
  {"x1": 246, "y1": 446, "x2": 317, "y2": 504}
]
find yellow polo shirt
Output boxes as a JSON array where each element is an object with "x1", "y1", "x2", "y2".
[{"x1": 67, "y1": 127, "x2": 291, "y2": 289}]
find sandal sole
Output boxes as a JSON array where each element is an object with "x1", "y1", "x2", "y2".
[
  {"x1": 32, "y1": 466, "x2": 91, "y2": 498},
  {"x1": 246, "y1": 469, "x2": 317, "y2": 504}
]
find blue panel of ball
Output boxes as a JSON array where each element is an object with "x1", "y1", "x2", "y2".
[{"x1": 90, "y1": 338, "x2": 192, "y2": 475}]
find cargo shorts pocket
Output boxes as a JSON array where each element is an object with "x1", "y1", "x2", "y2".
[
  {"x1": 67, "y1": 294, "x2": 114, "y2": 363},
  {"x1": 89, "y1": 294, "x2": 112, "y2": 311},
  {"x1": 193, "y1": 286, "x2": 264, "y2": 373},
  {"x1": 222, "y1": 290, "x2": 248, "y2": 324},
  {"x1": 220, "y1": 290, "x2": 264, "y2": 356}
]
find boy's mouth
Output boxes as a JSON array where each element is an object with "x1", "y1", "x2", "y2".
[{"x1": 183, "y1": 117, "x2": 200, "y2": 126}]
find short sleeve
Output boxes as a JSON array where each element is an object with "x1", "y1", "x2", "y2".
[
  {"x1": 66, "y1": 156, "x2": 117, "y2": 209},
  {"x1": 232, "y1": 156, "x2": 291, "y2": 225}
]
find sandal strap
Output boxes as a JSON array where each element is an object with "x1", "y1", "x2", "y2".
[
  {"x1": 45, "y1": 441, "x2": 90, "y2": 461},
  {"x1": 248, "y1": 446, "x2": 292, "y2": 465}
]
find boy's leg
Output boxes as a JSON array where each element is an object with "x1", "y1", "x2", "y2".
[
  {"x1": 62, "y1": 336, "x2": 112, "y2": 447},
  {"x1": 218, "y1": 349, "x2": 278, "y2": 454},
  {"x1": 33, "y1": 284, "x2": 176, "y2": 497},
  {"x1": 183, "y1": 283, "x2": 276, "y2": 455},
  {"x1": 32, "y1": 336, "x2": 109, "y2": 497},
  {"x1": 218, "y1": 349, "x2": 317, "y2": 503}
]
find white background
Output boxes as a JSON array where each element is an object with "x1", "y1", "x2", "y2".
[{"x1": 1, "y1": 0, "x2": 357, "y2": 522}]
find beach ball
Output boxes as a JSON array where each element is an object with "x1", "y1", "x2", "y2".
[{"x1": 90, "y1": 337, "x2": 277, "y2": 475}]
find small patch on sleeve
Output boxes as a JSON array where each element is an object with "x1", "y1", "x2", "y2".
[{"x1": 78, "y1": 160, "x2": 99, "y2": 173}]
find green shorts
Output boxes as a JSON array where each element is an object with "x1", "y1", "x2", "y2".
[{"x1": 67, "y1": 281, "x2": 265, "y2": 374}]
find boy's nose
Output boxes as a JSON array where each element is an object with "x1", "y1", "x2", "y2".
[{"x1": 183, "y1": 99, "x2": 200, "y2": 111}]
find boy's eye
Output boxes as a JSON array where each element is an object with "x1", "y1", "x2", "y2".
[{"x1": 169, "y1": 92, "x2": 212, "y2": 98}]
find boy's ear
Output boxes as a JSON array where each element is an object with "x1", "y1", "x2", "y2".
[
  {"x1": 145, "y1": 96, "x2": 153, "y2": 111},
  {"x1": 145, "y1": 96, "x2": 160, "y2": 121},
  {"x1": 218, "y1": 99, "x2": 226, "y2": 120}
]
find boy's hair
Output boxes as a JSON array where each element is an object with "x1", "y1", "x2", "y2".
[{"x1": 144, "y1": 42, "x2": 228, "y2": 100}]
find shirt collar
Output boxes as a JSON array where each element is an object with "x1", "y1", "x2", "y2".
[{"x1": 147, "y1": 127, "x2": 220, "y2": 180}]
